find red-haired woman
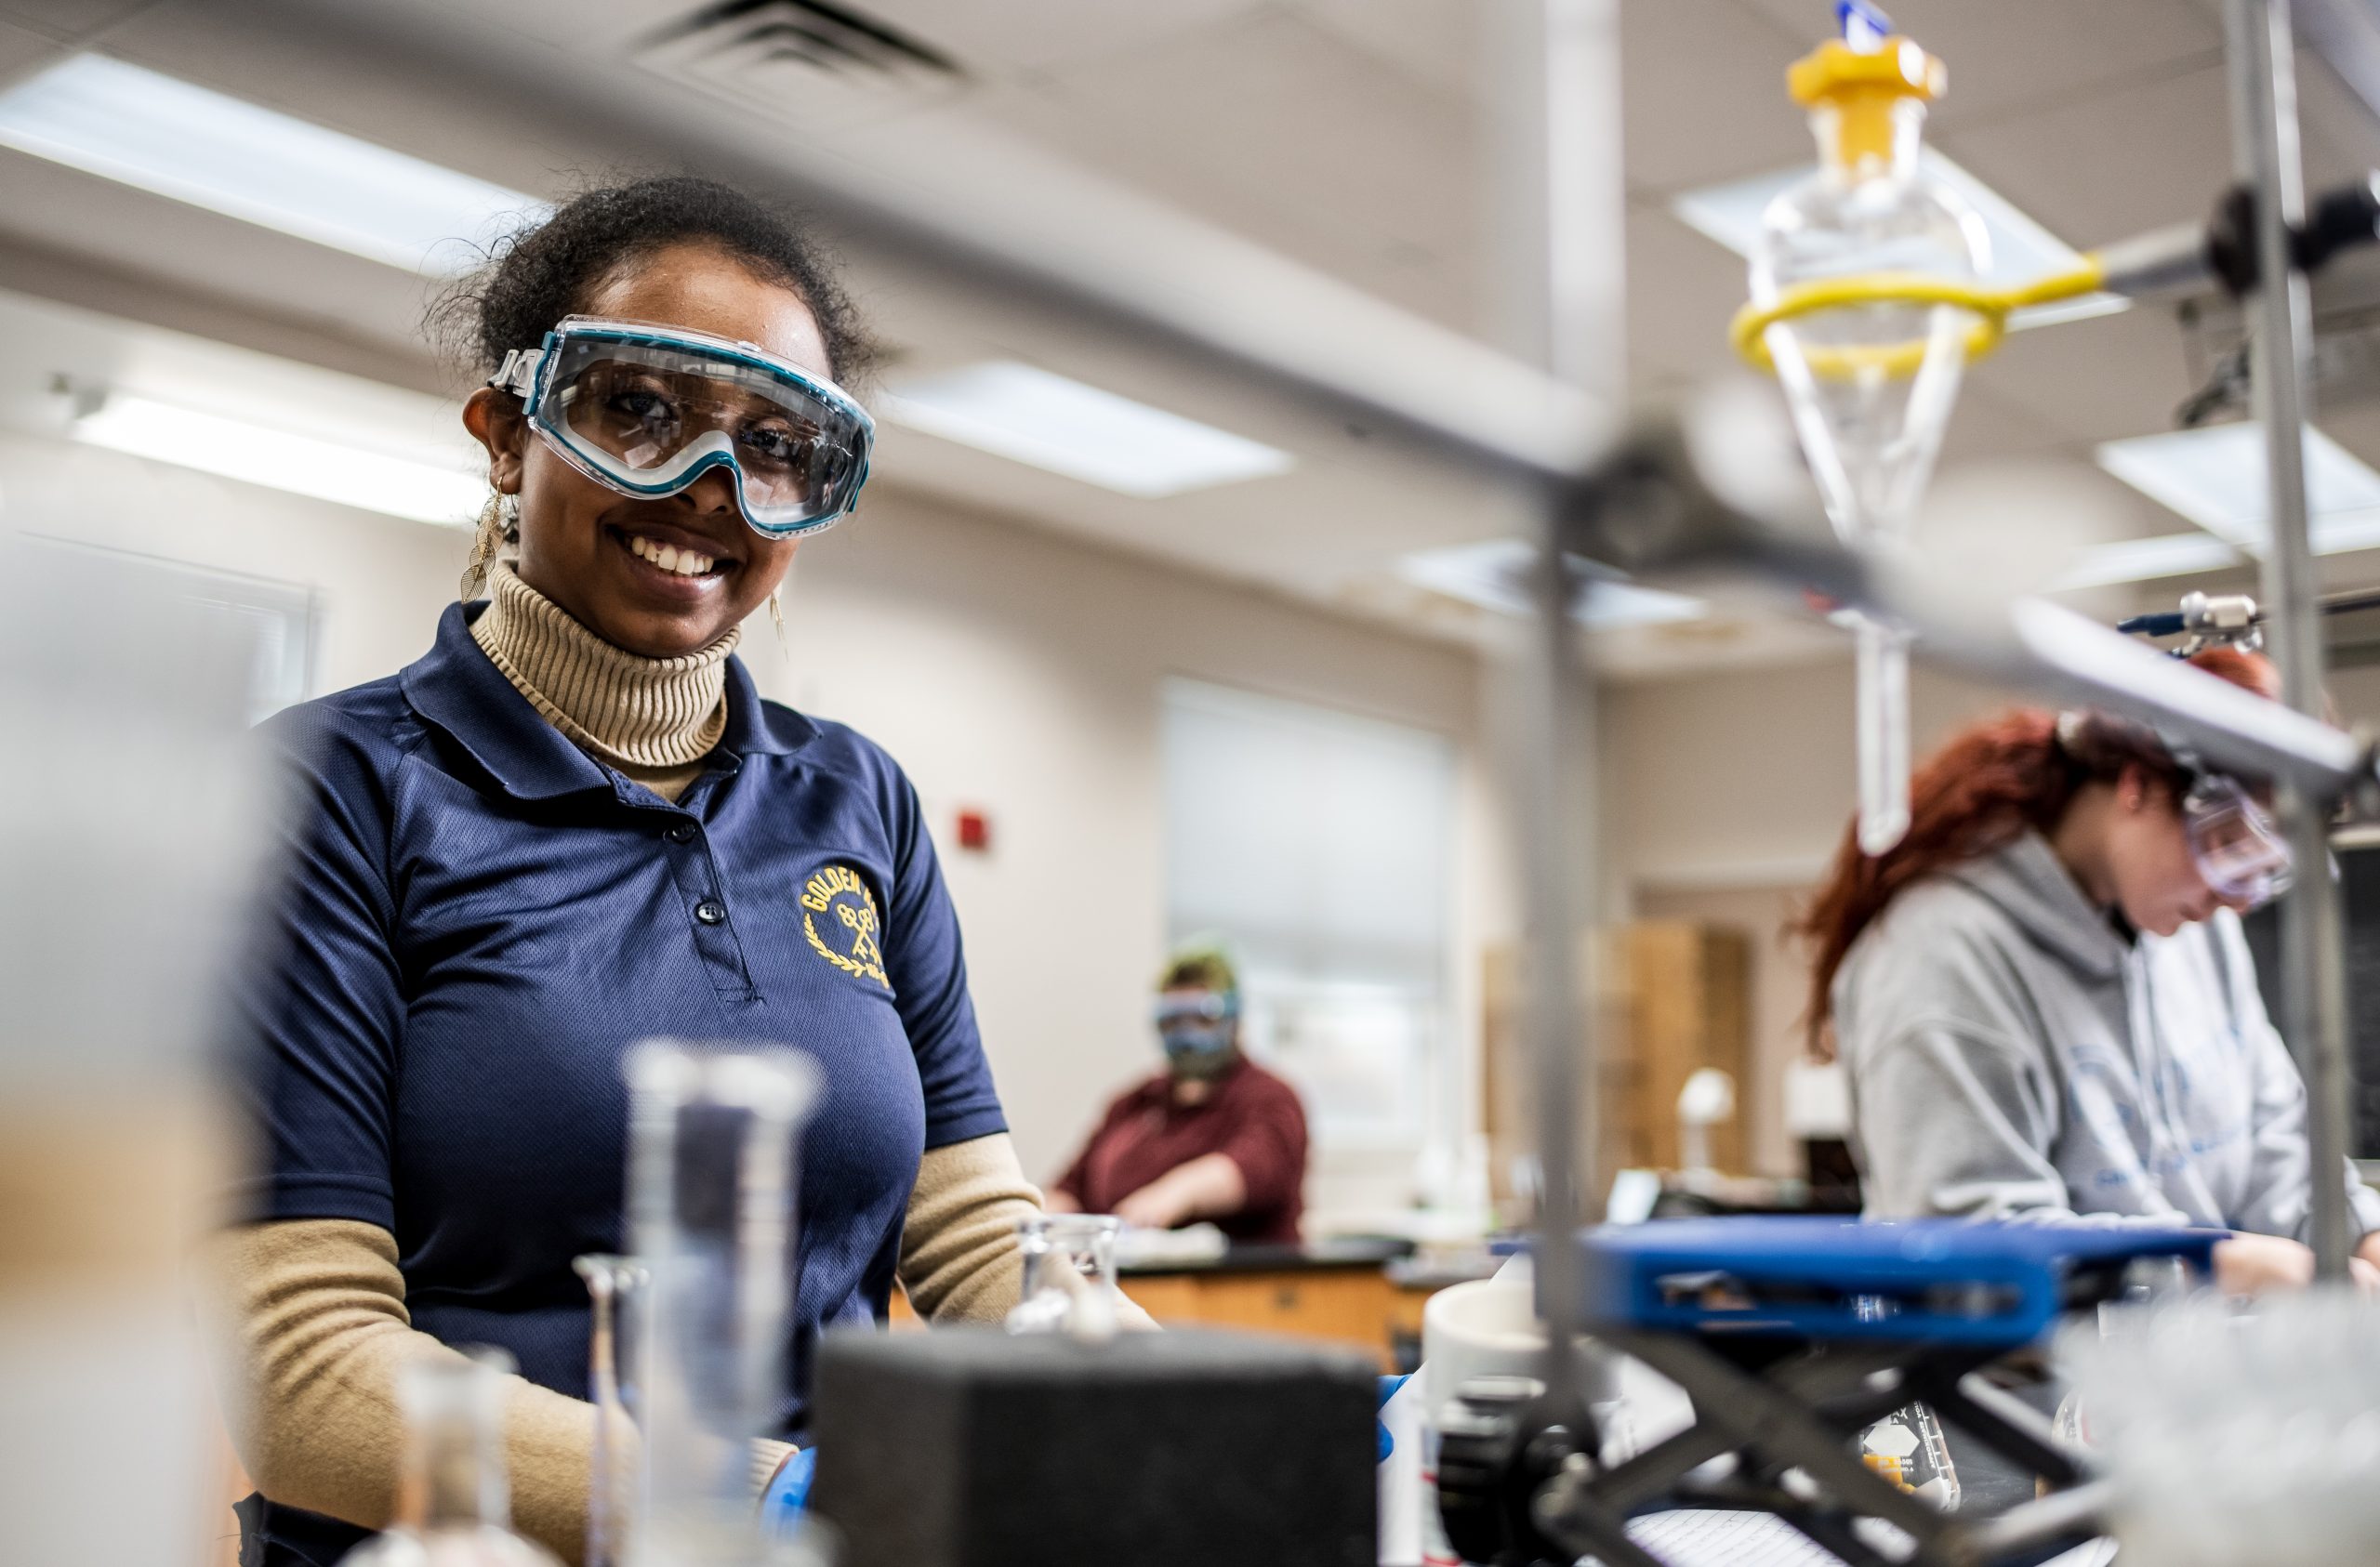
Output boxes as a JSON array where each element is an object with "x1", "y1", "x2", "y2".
[{"x1": 1800, "y1": 648, "x2": 2380, "y2": 1295}]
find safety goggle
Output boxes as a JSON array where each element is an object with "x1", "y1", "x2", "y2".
[
  {"x1": 1152, "y1": 992, "x2": 1238, "y2": 1029},
  {"x1": 490, "y1": 316, "x2": 874, "y2": 538},
  {"x1": 2183, "y1": 774, "x2": 2294, "y2": 907}
]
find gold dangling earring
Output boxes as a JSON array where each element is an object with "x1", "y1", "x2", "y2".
[{"x1": 460, "y1": 494, "x2": 504, "y2": 601}]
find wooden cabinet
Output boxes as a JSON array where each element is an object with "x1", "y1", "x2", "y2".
[
  {"x1": 1482, "y1": 922, "x2": 1751, "y2": 1203},
  {"x1": 892, "y1": 1265, "x2": 1423, "y2": 1369}
]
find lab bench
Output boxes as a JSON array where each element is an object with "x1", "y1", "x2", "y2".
[{"x1": 892, "y1": 1238, "x2": 1472, "y2": 1369}]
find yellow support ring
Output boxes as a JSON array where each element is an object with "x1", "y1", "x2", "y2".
[{"x1": 1729, "y1": 259, "x2": 2107, "y2": 379}]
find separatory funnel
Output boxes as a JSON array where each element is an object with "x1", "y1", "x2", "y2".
[{"x1": 1746, "y1": 0, "x2": 1990, "y2": 854}]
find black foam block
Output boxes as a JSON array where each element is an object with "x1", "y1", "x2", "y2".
[{"x1": 811, "y1": 1325, "x2": 1379, "y2": 1567}]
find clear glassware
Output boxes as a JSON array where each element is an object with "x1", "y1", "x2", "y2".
[
  {"x1": 573, "y1": 1254, "x2": 648, "y2": 1567},
  {"x1": 1749, "y1": 14, "x2": 1990, "y2": 856},
  {"x1": 1004, "y1": 1214, "x2": 1124, "y2": 1340},
  {"x1": 339, "y1": 1349, "x2": 565, "y2": 1566},
  {"x1": 1858, "y1": 1402, "x2": 1962, "y2": 1510},
  {"x1": 624, "y1": 1043, "x2": 826, "y2": 1566}
]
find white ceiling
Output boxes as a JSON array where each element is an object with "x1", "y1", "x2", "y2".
[{"x1": 1, "y1": 0, "x2": 2377, "y2": 678}]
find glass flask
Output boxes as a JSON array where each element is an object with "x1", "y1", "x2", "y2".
[
  {"x1": 338, "y1": 1350, "x2": 565, "y2": 1566},
  {"x1": 1858, "y1": 1402, "x2": 1961, "y2": 1509},
  {"x1": 573, "y1": 1254, "x2": 648, "y2": 1567},
  {"x1": 624, "y1": 1043, "x2": 826, "y2": 1566},
  {"x1": 1748, "y1": 2, "x2": 1990, "y2": 855},
  {"x1": 1004, "y1": 1214, "x2": 1124, "y2": 1340},
  {"x1": 1848, "y1": 1293, "x2": 1959, "y2": 1510}
]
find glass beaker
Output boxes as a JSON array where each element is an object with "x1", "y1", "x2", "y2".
[
  {"x1": 1005, "y1": 1214, "x2": 1124, "y2": 1340},
  {"x1": 340, "y1": 1348, "x2": 565, "y2": 1566},
  {"x1": 573, "y1": 1254, "x2": 648, "y2": 1567},
  {"x1": 624, "y1": 1042, "x2": 824, "y2": 1566}
]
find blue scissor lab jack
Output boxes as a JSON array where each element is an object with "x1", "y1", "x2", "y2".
[{"x1": 1435, "y1": 1218, "x2": 2221, "y2": 1567}]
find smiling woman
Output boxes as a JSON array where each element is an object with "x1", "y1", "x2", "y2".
[
  {"x1": 449, "y1": 178, "x2": 876, "y2": 657},
  {"x1": 204, "y1": 178, "x2": 1118, "y2": 1567}
]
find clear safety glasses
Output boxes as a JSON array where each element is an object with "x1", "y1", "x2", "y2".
[
  {"x1": 1152, "y1": 992, "x2": 1237, "y2": 1030},
  {"x1": 2183, "y1": 774, "x2": 2294, "y2": 907},
  {"x1": 491, "y1": 316, "x2": 873, "y2": 538}
]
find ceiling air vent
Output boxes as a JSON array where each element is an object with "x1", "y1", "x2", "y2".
[{"x1": 636, "y1": 0, "x2": 965, "y2": 125}]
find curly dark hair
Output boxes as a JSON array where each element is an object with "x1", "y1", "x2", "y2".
[{"x1": 436, "y1": 175, "x2": 877, "y2": 388}]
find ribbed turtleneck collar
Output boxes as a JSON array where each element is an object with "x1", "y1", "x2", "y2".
[{"x1": 468, "y1": 562, "x2": 738, "y2": 770}]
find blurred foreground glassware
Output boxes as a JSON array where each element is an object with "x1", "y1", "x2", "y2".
[
  {"x1": 0, "y1": 544, "x2": 273, "y2": 1565},
  {"x1": 1005, "y1": 1215, "x2": 1123, "y2": 1340},
  {"x1": 626, "y1": 1043, "x2": 828, "y2": 1566},
  {"x1": 574, "y1": 1255, "x2": 648, "y2": 1567},
  {"x1": 2065, "y1": 1290, "x2": 2380, "y2": 1567},
  {"x1": 340, "y1": 1350, "x2": 564, "y2": 1566}
]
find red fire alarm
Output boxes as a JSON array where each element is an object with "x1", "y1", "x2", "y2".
[{"x1": 954, "y1": 808, "x2": 991, "y2": 852}]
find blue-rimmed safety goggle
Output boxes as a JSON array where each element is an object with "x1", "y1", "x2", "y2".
[
  {"x1": 490, "y1": 315, "x2": 873, "y2": 538},
  {"x1": 1153, "y1": 992, "x2": 1238, "y2": 1029}
]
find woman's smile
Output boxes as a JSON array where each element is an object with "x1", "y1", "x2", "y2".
[{"x1": 601, "y1": 516, "x2": 742, "y2": 605}]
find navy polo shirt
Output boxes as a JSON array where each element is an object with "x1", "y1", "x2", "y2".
[{"x1": 236, "y1": 602, "x2": 1005, "y2": 1563}]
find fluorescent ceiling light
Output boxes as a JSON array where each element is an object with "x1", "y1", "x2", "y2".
[
  {"x1": 2052, "y1": 532, "x2": 2243, "y2": 590},
  {"x1": 2096, "y1": 423, "x2": 2380, "y2": 557},
  {"x1": 0, "y1": 54, "x2": 541, "y2": 273},
  {"x1": 1672, "y1": 152, "x2": 2126, "y2": 331},
  {"x1": 74, "y1": 393, "x2": 484, "y2": 525},
  {"x1": 1398, "y1": 539, "x2": 1707, "y2": 629},
  {"x1": 881, "y1": 362, "x2": 1295, "y2": 497}
]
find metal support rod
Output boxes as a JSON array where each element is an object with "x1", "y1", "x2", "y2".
[
  {"x1": 1510, "y1": 0, "x2": 1625, "y2": 1412},
  {"x1": 1521, "y1": 530, "x2": 1588, "y2": 1414},
  {"x1": 1571, "y1": 407, "x2": 2370, "y2": 794},
  {"x1": 2228, "y1": 0, "x2": 2358, "y2": 1279}
]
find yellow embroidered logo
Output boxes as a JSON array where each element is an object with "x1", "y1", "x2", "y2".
[{"x1": 800, "y1": 863, "x2": 887, "y2": 987}]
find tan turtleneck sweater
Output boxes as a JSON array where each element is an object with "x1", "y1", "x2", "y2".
[
  {"x1": 206, "y1": 567, "x2": 1128, "y2": 1564},
  {"x1": 469, "y1": 560, "x2": 732, "y2": 802}
]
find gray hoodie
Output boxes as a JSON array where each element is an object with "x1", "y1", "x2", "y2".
[{"x1": 1835, "y1": 830, "x2": 2380, "y2": 1240}]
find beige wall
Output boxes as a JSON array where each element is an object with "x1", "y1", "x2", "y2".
[
  {"x1": 0, "y1": 428, "x2": 1510, "y2": 1222},
  {"x1": 756, "y1": 488, "x2": 1512, "y2": 1210}
]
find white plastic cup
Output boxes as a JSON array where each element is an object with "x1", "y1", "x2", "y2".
[{"x1": 1411, "y1": 1266, "x2": 1619, "y2": 1567}]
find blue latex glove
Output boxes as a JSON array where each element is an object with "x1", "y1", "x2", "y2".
[
  {"x1": 1377, "y1": 1373, "x2": 1413, "y2": 1462},
  {"x1": 760, "y1": 1445, "x2": 816, "y2": 1538}
]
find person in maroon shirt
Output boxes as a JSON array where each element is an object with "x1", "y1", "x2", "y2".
[{"x1": 1047, "y1": 945, "x2": 1309, "y2": 1243}]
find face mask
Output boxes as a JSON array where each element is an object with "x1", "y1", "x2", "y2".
[{"x1": 1154, "y1": 990, "x2": 1239, "y2": 1077}]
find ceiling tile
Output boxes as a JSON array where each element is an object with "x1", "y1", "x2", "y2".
[
  {"x1": 0, "y1": 148, "x2": 442, "y2": 361},
  {"x1": 1967, "y1": 303, "x2": 2202, "y2": 447},
  {"x1": 851, "y1": 0, "x2": 1269, "y2": 75},
  {"x1": 0, "y1": 0, "x2": 153, "y2": 40},
  {"x1": 1623, "y1": 206, "x2": 1761, "y2": 384},
  {"x1": 1939, "y1": 63, "x2": 2241, "y2": 249},
  {"x1": 0, "y1": 18, "x2": 64, "y2": 82},
  {"x1": 2316, "y1": 402, "x2": 2380, "y2": 470},
  {"x1": 1620, "y1": 0, "x2": 1812, "y2": 193},
  {"x1": 1735, "y1": 0, "x2": 2221, "y2": 132},
  {"x1": 1934, "y1": 376, "x2": 2071, "y2": 466},
  {"x1": 979, "y1": 8, "x2": 1482, "y2": 323},
  {"x1": 2296, "y1": 45, "x2": 2380, "y2": 189},
  {"x1": 1289, "y1": 0, "x2": 1480, "y2": 99}
]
